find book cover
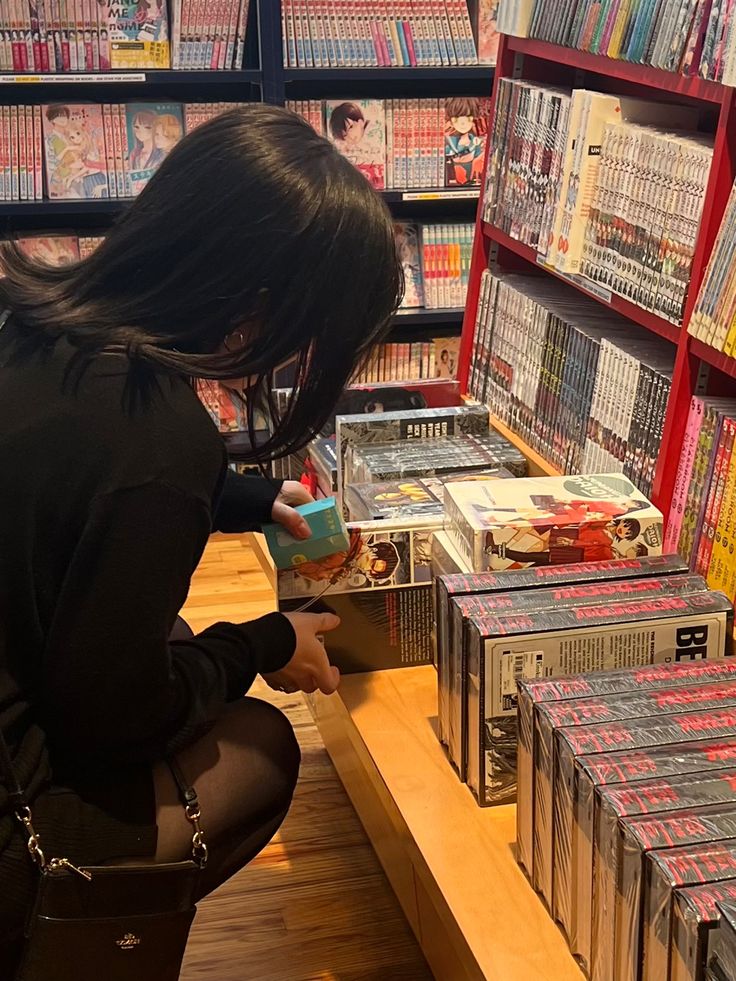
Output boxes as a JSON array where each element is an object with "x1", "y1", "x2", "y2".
[
  {"x1": 104, "y1": 0, "x2": 170, "y2": 68},
  {"x1": 42, "y1": 103, "x2": 108, "y2": 201},
  {"x1": 277, "y1": 518, "x2": 442, "y2": 674},
  {"x1": 125, "y1": 102, "x2": 183, "y2": 195},
  {"x1": 345, "y1": 469, "x2": 513, "y2": 522},
  {"x1": 16, "y1": 233, "x2": 80, "y2": 265},
  {"x1": 444, "y1": 96, "x2": 489, "y2": 187},
  {"x1": 444, "y1": 472, "x2": 664, "y2": 574},
  {"x1": 394, "y1": 222, "x2": 424, "y2": 308},
  {"x1": 325, "y1": 99, "x2": 386, "y2": 190}
]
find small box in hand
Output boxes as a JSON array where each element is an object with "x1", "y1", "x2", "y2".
[{"x1": 262, "y1": 497, "x2": 350, "y2": 571}]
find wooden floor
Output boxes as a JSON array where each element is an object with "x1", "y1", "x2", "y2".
[{"x1": 179, "y1": 534, "x2": 433, "y2": 981}]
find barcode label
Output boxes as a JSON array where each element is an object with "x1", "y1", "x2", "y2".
[{"x1": 500, "y1": 650, "x2": 545, "y2": 711}]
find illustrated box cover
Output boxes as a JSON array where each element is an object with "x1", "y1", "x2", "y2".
[{"x1": 444, "y1": 472, "x2": 664, "y2": 573}]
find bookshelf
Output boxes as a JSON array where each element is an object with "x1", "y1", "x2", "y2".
[
  {"x1": 459, "y1": 33, "x2": 736, "y2": 524},
  {"x1": 0, "y1": 0, "x2": 491, "y2": 341}
]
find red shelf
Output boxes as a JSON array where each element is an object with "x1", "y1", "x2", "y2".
[
  {"x1": 690, "y1": 337, "x2": 736, "y2": 380},
  {"x1": 483, "y1": 222, "x2": 681, "y2": 345},
  {"x1": 506, "y1": 36, "x2": 726, "y2": 105}
]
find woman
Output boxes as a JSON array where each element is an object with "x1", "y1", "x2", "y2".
[{"x1": 0, "y1": 104, "x2": 402, "y2": 969}]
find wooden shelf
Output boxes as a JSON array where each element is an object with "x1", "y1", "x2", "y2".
[
  {"x1": 484, "y1": 223, "x2": 682, "y2": 345},
  {"x1": 310, "y1": 667, "x2": 582, "y2": 981},
  {"x1": 690, "y1": 337, "x2": 736, "y2": 381},
  {"x1": 490, "y1": 415, "x2": 561, "y2": 477},
  {"x1": 506, "y1": 36, "x2": 725, "y2": 105}
]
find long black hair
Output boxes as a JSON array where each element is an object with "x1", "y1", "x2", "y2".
[{"x1": 0, "y1": 104, "x2": 404, "y2": 461}]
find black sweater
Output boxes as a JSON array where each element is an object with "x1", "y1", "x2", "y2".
[{"x1": 0, "y1": 317, "x2": 295, "y2": 846}]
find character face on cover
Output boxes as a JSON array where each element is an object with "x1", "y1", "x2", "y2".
[
  {"x1": 131, "y1": 111, "x2": 156, "y2": 167},
  {"x1": 329, "y1": 102, "x2": 368, "y2": 146},
  {"x1": 445, "y1": 98, "x2": 486, "y2": 186}
]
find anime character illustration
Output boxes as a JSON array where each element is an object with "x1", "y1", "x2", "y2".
[
  {"x1": 149, "y1": 112, "x2": 183, "y2": 167},
  {"x1": 132, "y1": 0, "x2": 167, "y2": 40},
  {"x1": 326, "y1": 100, "x2": 385, "y2": 190},
  {"x1": 126, "y1": 104, "x2": 183, "y2": 193},
  {"x1": 292, "y1": 531, "x2": 404, "y2": 590},
  {"x1": 444, "y1": 97, "x2": 487, "y2": 187},
  {"x1": 127, "y1": 108, "x2": 157, "y2": 172},
  {"x1": 43, "y1": 105, "x2": 108, "y2": 200},
  {"x1": 393, "y1": 223, "x2": 424, "y2": 308},
  {"x1": 484, "y1": 517, "x2": 645, "y2": 568},
  {"x1": 17, "y1": 236, "x2": 80, "y2": 267}
]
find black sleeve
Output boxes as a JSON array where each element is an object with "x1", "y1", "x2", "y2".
[
  {"x1": 213, "y1": 469, "x2": 284, "y2": 533},
  {"x1": 40, "y1": 481, "x2": 295, "y2": 765}
]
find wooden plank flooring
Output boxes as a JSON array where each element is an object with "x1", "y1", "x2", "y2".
[{"x1": 179, "y1": 534, "x2": 433, "y2": 981}]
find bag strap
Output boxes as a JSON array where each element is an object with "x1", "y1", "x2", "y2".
[
  {"x1": 0, "y1": 727, "x2": 46, "y2": 871},
  {"x1": 168, "y1": 757, "x2": 209, "y2": 868},
  {"x1": 0, "y1": 725, "x2": 208, "y2": 873}
]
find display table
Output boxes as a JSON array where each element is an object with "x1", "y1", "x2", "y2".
[{"x1": 310, "y1": 667, "x2": 582, "y2": 981}]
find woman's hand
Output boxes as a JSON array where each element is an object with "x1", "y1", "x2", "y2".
[
  {"x1": 263, "y1": 612, "x2": 341, "y2": 695},
  {"x1": 271, "y1": 480, "x2": 314, "y2": 540}
]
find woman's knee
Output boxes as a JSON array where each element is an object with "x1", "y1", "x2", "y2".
[{"x1": 219, "y1": 697, "x2": 301, "y2": 811}]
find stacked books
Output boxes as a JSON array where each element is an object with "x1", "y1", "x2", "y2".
[
  {"x1": 345, "y1": 432, "x2": 528, "y2": 484},
  {"x1": 0, "y1": 0, "x2": 171, "y2": 71},
  {"x1": 281, "y1": 0, "x2": 497, "y2": 68},
  {"x1": 0, "y1": 0, "x2": 253, "y2": 72},
  {"x1": 689, "y1": 178, "x2": 736, "y2": 357},
  {"x1": 435, "y1": 550, "x2": 727, "y2": 809},
  {"x1": 0, "y1": 101, "x2": 241, "y2": 202},
  {"x1": 171, "y1": 0, "x2": 252, "y2": 69},
  {"x1": 395, "y1": 222, "x2": 474, "y2": 309},
  {"x1": 272, "y1": 378, "x2": 463, "y2": 486},
  {"x1": 5, "y1": 231, "x2": 104, "y2": 263},
  {"x1": 290, "y1": 97, "x2": 491, "y2": 190},
  {"x1": 468, "y1": 270, "x2": 676, "y2": 497},
  {"x1": 497, "y1": 0, "x2": 733, "y2": 83},
  {"x1": 483, "y1": 78, "x2": 711, "y2": 325},
  {"x1": 514, "y1": 654, "x2": 736, "y2": 981},
  {"x1": 666, "y1": 397, "x2": 736, "y2": 601},
  {"x1": 352, "y1": 335, "x2": 460, "y2": 384}
]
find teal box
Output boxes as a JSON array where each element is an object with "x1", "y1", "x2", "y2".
[{"x1": 262, "y1": 497, "x2": 350, "y2": 571}]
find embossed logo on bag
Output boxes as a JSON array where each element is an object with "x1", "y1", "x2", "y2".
[{"x1": 116, "y1": 932, "x2": 141, "y2": 950}]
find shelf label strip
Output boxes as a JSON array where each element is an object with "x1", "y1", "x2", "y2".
[
  {"x1": 0, "y1": 73, "x2": 146, "y2": 84},
  {"x1": 402, "y1": 189, "x2": 480, "y2": 201},
  {"x1": 535, "y1": 254, "x2": 612, "y2": 303}
]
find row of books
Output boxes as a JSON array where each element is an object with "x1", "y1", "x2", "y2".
[
  {"x1": 351, "y1": 335, "x2": 460, "y2": 384},
  {"x1": 497, "y1": 0, "x2": 735, "y2": 84},
  {"x1": 291, "y1": 97, "x2": 490, "y2": 191},
  {"x1": 516, "y1": 651, "x2": 736, "y2": 981},
  {"x1": 467, "y1": 270, "x2": 674, "y2": 499},
  {"x1": 667, "y1": 397, "x2": 736, "y2": 603},
  {"x1": 483, "y1": 79, "x2": 712, "y2": 325},
  {"x1": 396, "y1": 221, "x2": 474, "y2": 309},
  {"x1": 689, "y1": 176, "x2": 736, "y2": 356},
  {"x1": 0, "y1": 0, "x2": 251, "y2": 72},
  {"x1": 281, "y1": 0, "x2": 498, "y2": 68},
  {"x1": 3, "y1": 230, "x2": 103, "y2": 263},
  {"x1": 0, "y1": 101, "x2": 239, "y2": 202}
]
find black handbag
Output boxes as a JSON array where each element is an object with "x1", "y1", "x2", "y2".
[{"x1": 0, "y1": 730, "x2": 207, "y2": 981}]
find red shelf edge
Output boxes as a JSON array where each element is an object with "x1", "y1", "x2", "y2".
[
  {"x1": 482, "y1": 222, "x2": 681, "y2": 345},
  {"x1": 690, "y1": 337, "x2": 736, "y2": 380},
  {"x1": 506, "y1": 36, "x2": 726, "y2": 105}
]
